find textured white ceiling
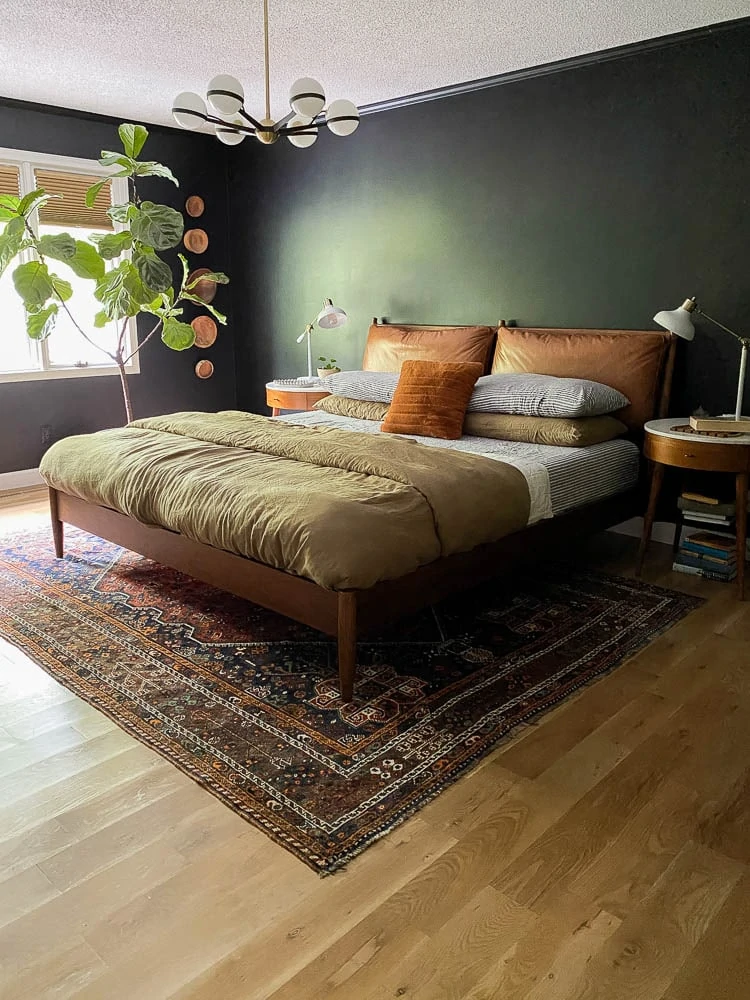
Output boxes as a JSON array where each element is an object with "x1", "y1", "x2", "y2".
[{"x1": 2, "y1": 1, "x2": 749, "y2": 128}]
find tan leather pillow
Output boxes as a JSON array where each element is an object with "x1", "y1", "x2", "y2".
[
  {"x1": 381, "y1": 360, "x2": 483, "y2": 440},
  {"x1": 464, "y1": 412, "x2": 627, "y2": 446},
  {"x1": 363, "y1": 324, "x2": 495, "y2": 372},
  {"x1": 491, "y1": 327, "x2": 670, "y2": 431},
  {"x1": 314, "y1": 396, "x2": 390, "y2": 420}
]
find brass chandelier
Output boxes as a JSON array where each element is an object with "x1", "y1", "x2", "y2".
[{"x1": 171, "y1": 0, "x2": 360, "y2": 148}]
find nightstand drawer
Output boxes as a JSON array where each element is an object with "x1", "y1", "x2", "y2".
[
  {"x1": 645, "y1": 434, "x2": 750, "y2": 473},
  {"x1": 266, "y1": 388, "x2": 330, "y2": 412}
]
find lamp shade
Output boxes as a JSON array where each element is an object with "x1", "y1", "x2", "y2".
[
  {"x1": 289, "y1": 78, "x2": 325, "y2": 118},
  {"x1": 207, "y1": 74, "x2": 244, "y2": 115},
  {"x1": 317, "y1": 299, "x2": 347, "y2": 329},
  {"x1": 215, "y1": 124, "x2": 246, "y2": 145},
  {"x1": 172, "y1": 92, "x2": 208, "y2": 130},
  {"x1": 287, "y1": 116, "x2": 318, "y2": 148},
  {"x1": 653, "y1": 298, "x2": 696, "y2": 341},
  {"x1": 325, "y1": 99, "x2": 360, "y2": 137}
]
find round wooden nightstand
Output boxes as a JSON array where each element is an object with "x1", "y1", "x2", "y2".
[
  {"x1": 265, "y1": 382, "x2": 331, "y2": 417},
  {"x1": 637, "y1": 418, "x2": 750, "y2": 599}
]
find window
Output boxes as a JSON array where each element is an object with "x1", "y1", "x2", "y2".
[{"x1": 0, "y1": 148, "x2": 139, "y2": 382}]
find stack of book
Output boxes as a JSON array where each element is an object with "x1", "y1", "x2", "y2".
[
  {"x1": 673, "y1": 531, "x2": 737, "y2": 581},
  {"x1": 678, "y1": 491, "x2": 737, "y2": 531}
]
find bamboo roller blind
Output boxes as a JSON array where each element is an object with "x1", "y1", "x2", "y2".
[
  {"x1": 35, "y1": 170, "x2": 113, "y2": 230},
  {"x1": 0, "y1": 163, "x2": 20, "y2": 196}
]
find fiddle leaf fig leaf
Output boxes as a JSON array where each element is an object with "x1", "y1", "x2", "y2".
[
  {"x1": 180, "y1": 291, "x2": 227, "y2": 325},
  {"x1": 130, "y1": 201, "x2": 184, "y2": 250},
  {"x1": 13, "y1": 260, "x2": 56, "y2": 308},
  {"x1": 0, "y1": 228, "x2": 26, "y2": 277},
  {"x1": 98, "y1": 151, "x2": 135, "y2": 171},
  {"x1": 186, "y1": 270, "x2": 229, "y2": 288},
  {"x1": 26, "y1": 302, "x2": 58, "y2": 340},
  {"x1": 85, "y1": 178, "x2": 110, "y2": 209},
  {"x1": 178, "y1": 253, "x2": 190, "y2": 290},
  {"x1": 0, "y1": 194, "x2": 20, "y2": 213},
  {"x1": 132, "y1": 161, "x2": 179, "y2": 186},
  {"x1": 91, "y1": 230, "x2": 132, "y2": 260},
  {"x1": 133, "y1": 250, "x2": 172, "y2": 294},
  {"x1": 161, "y1": 317, "x2": 195, "y2": 351},
  {"x1": 5, "y1": 216, "x2": 26, "y2": 238},
  {"x1": 118, "y1": 123, "x2": 148, "y2": 159},
  {"x1": 107, "y1": 202, "x2": 136, "y2": 224},
  {"x1": 50, "y1": 274, "x2": 73, "y2": 301},
  {"x1": 18, "y1": 189, "x2": 57, "y2": 218},
  {"x1": 93, "y1": 309, "x2": 110, "y2": 328},
  {"x1": 67, "y1": 241, "x2": 105, "y2": 280},
  {"x1": 95, "y1": 260, "x2": 148, "y2": 319},
  {"x1": 38, "y1": 232, "x2": 77, "y2": 261}
]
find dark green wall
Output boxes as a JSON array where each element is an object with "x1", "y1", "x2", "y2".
[
  {"x1": 231, "y1": 22, "x2": 750, "y2": 417},
  {"x1": 0, "y1": 102, "x2": 235, "y2": 473}
]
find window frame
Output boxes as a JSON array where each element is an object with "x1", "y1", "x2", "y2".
[{"x1": 0, "y1": 146, "x2": 140, "y2": 384}]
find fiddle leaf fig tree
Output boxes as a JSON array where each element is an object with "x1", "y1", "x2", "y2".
[{"x1": 0, "y1": 123, "x2": 229, "y2": 422}]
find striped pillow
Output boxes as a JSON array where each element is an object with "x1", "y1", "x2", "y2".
[
  {"x1": 325, "y1": 369, "x2": 629, "y2": 417},
  {"x1": 468, "y1": 373, "x2": 629, "y2": 418},
  {"x1": 324, "y1": 370, "x2": 399, "y2": 402}
]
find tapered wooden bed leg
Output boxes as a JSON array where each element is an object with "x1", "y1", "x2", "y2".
[
  {"x1": 337, "y1": 592, "x2": 357, "y2": 702},
  {"x1": 49, "y1": 488, "x2": 64, "y2": 558}
]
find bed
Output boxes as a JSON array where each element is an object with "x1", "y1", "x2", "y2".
[{"x1": 41, "y1": 321, "x2": 676, "y2": 701}]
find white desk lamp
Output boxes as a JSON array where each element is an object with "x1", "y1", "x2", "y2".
[
  {"x1": 654, "y1": 297, "x2": 750, "y2": 426},
  {"x1": 296, "y1": 299, "x2": 348, "y2": 377}
]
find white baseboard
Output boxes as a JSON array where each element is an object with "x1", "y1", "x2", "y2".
[
  {"x1": 610, "y1": 517, "x2": 686, "y2": 545},
  {"x1": 0, "y1": 468, "x2": 44, "y2": 492}
]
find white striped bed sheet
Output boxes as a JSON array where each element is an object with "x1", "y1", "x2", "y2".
[{"x1": 275, "y1": 410, "x2": 640, "y2": 520}]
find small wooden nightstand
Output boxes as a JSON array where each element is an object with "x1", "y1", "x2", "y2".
[
  {"x1": 265, "y1": 382, "x2": 330, "y2": 417},
  {"x1": 637, "y1": 418, "x2": 750, "y2": 599}
]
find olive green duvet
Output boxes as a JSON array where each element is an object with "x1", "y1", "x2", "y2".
[{"x1": 39, "y1": 411, "x2": 530, "y2": 590}]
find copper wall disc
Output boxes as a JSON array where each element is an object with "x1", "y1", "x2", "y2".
[
  {"x1": 195, "y1": 359, "x2": 214, "y2": 379},
  {"x1": 185, "y1": 195, "x2": 205, "y2": 217},
  {"x1": 191, "y1": 315, "x2": 217, "y2": 348},
  {"x1": 184, "y1": 228, "x2": 209, "y2": 253},
  {"x1": 187, "y1": 268, "x2": 217, "y2": 303}
]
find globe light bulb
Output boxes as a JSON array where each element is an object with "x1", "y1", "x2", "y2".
[
  {"x1": 207, "y1": 74, "x2": 244, "y2": 115},
  {"x1": 326, "y1": 99, "x2": 359, "y2": 137},
  {"x1": 215, "y1": 122, "x2": 246, "y2": 145},
  {"x1": 172, "y1": 92, "x2": 207, "y2": 130},
  {"x1": 287, "y1": 116, "x2": 318, "y2": 148},
  {"x1": 289, "y1": 77, "x2": 325, "y2": 118}
]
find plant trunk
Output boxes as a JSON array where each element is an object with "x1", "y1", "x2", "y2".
[{"x1": 117, "y1": 361, "x2": 134, "y2": 423}]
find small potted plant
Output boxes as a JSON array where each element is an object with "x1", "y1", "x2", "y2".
[{"x1": 317, "y1": 356, "x2": 340, "y2": 377}]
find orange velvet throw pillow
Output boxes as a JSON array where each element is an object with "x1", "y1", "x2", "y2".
[{"x1": 381, "y1": 360, "x2": 483, "y2": 440}]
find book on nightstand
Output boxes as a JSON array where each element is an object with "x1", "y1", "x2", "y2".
[{"x1": 689, "y1": 415, "x2": 750, "y2": 433}]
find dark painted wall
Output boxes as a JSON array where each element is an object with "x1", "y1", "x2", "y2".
[
  {"x1": 0, "y1": 102, "x2": 236, "y2": 473},
  {"x1": 231, "y1": 22, "x2": 750, "y2": 417}
]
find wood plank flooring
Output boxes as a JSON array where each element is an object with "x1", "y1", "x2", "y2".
[{"x1": 0, "y1": 487, "x2": 748, "y2": 999}]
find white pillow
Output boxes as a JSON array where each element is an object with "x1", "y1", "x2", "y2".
[{"x1": 326, "y1": 369, "x2": 629, "y2": 418}]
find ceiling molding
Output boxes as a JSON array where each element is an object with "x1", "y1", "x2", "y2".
[{"x1": 358, "y1": 15, "x2": 750, "y2": 117}]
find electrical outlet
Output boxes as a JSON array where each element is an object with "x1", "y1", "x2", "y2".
[{"x1": 40, "y1": 424, "x2": 53, "y2": 447}]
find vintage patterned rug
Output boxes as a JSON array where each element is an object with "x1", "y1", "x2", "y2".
[{"x1": 0, "y1": 525, "x2": 701, "y2": 874}]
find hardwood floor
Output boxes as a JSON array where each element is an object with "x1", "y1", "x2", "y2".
[{"x1": 0, "y1": 487, "x2": 748, "y2": 999}]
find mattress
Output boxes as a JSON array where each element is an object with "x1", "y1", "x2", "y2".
[{"x1": 277, "y1": 410, "x2": 640, "y2": 518}]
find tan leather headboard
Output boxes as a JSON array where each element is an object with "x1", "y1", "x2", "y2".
[
  {"x1": 491, "y1": 326, "x2": 674, "y2": 431},
  {"x1": 362, "y1": 323, "x2": 495, "y2": 372}
]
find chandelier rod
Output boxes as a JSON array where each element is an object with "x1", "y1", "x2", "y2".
[{"x1": 263, "y1": 0, "x2": 271, "y2": 121}]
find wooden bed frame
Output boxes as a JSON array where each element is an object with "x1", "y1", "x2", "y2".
[{"x1": 48, "y1": 326, "x2": 676, "y2": 702}]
